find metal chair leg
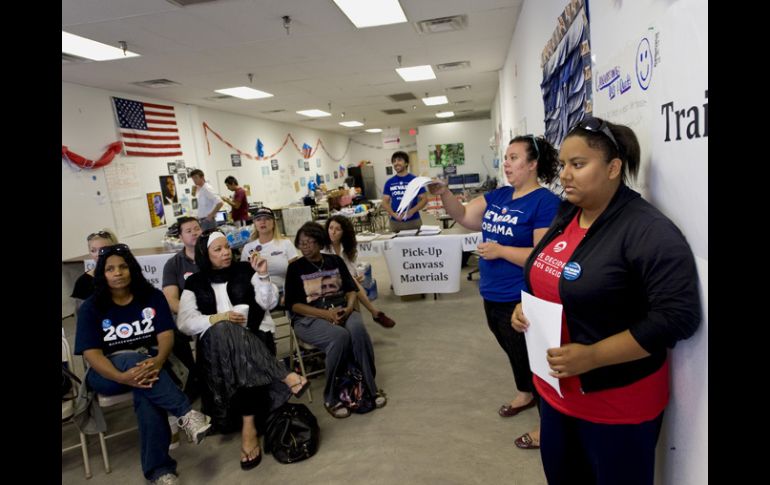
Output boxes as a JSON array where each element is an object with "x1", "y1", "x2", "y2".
[
  {"x1": 98, "y1": 432, "x2": 111, "y2": 473},
  {"x1": 289, "y1": 327, "x2": 313, "y2": 403},
  {"x1": 79, "y1": 431, "x2": 92, "y2": 479}
]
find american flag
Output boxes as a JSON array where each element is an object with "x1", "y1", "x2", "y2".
[{"x1": 112, "y1": 97, "x2": 183, "y2": 157}]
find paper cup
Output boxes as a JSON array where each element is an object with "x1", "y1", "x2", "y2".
[{"x1": 232, "y1": 304, "x2": 249, "y2": 325}]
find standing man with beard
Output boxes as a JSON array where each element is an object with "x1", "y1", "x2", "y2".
[{"x1": 381, "y1": 151, "x2": 428, "y2": 233}]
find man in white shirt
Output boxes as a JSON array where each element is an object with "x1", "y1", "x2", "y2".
[{"x1": 190, "y1": 169, "x2": 224, "y2": 231}]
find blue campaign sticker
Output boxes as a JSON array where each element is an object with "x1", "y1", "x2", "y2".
[
  {"x1": 563, "y1": 261, "x2": 582, "y2": 281},
  {"x1": 102, "y1": 319, "x2": 112, "y2": 330}
]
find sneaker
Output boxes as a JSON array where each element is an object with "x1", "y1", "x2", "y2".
[
  {"x1": 373, "y1": 311, "x2": 396, "y2": 328},
  {"x1": 149, "y1": 473, "x2": 179, "y2": 485},
  {"x1": 177, "y1": 409, "x2": 211, "y2": 445},
  {"x1": 168, "y1": 416, "x2": 180, "y2": 450}
]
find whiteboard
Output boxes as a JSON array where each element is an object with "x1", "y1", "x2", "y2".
[{"x1": 280, "y1": 206, "x2": 312, "y2": 236}]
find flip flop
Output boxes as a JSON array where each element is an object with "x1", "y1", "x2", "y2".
[
  {"x1": 291, "y1": 379, "x2": 311, "y2": 399},
  {"x1": 240, "y1": 445, "x2": 262, "y2": 470}
]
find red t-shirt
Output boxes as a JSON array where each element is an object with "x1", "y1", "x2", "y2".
[
  {"x1": 231, "y1": 187, "x2": 249, "y2": 221},
  {"x1": 529, "y1": 212, "x2": 668, "y2": 424}
]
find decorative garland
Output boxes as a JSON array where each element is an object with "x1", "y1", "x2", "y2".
[
  {"x1": 202, "y1": 122, "x2": 352, "y2": 163},
  {"x1": 62, "y1": 142, "x2": 124, "y2": 169}
]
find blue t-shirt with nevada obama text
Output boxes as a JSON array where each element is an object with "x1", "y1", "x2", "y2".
[
  {"x1": 75, "y1": 288, "x2": 175, "y2": 355},
  {"x1": 384, "y1": 173, "x2": 425, "y2": 222},
  {"x1": 479, "y1": 186, "x2": 560, "y2": 302}
]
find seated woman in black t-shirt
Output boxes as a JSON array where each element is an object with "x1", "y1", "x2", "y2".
[{"x1": 284, "y1": 222, "x2": 387, "y2": 419}]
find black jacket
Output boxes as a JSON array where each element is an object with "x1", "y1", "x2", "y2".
[{"x1": 525, "y1": 184, "x2": 701, "y2": 392}]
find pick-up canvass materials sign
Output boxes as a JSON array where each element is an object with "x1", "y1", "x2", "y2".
[{"x1": 382, "y1": 236, "x2": 462, "y2": 295}]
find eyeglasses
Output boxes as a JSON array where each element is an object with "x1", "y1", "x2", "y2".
[
  {"x1": 87, "y1": 231, "x2": 111, "y2": 241},
  {"x1": 572, "y1": 118, "x2": 620, "y2": 153},
  {"x1": 98, "y1": 244, "x2": 130, "y2": 257}
]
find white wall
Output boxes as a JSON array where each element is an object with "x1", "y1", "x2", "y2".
[
  {"x1": 415, "y1": 119, "x2": 495, "y2": 180},
  {"x1": 502, "y1": 1, "x2": 708, "y2": 483},
  {"x1": 63, "y1": 82, "x2": 352, "y2": 315},
  {"x1": 348, "y1": 129, "x2": 417, "y2": 199}
]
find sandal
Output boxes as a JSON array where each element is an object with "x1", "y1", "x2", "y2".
[
  {"x1": 240, "y1": 445, "x2": 262, "y2": 470},
  {"x1": 374, "y1": 389, "x2": 388, "y2": 409},
  {"x1": 290, "y1": 377, "x2": 311, "y2": 399},
  {"x1": 324, "y1": 402, "x2": 351, "y2": 419},
  {"x1": 514, "y1": 432, "x2": 540, "y2": 450},
  {"x1": 373, "y1": 311, "x2": 396, "y2": 328}
]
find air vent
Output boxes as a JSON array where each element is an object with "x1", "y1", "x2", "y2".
[
  {"x1": 446, "y1": 84, "x2": 472, "y2": 91},
  {"x1": 387, "y1": 92, "x2": 417, "y2": 102},
  {"x1": 454, "y1": 100, "x2": 472, "y2": 104},
  {"x1": 456, "y1": 109, "x2": 474, "y2": 114},
  {"x1": 382, "y1": 109, "x2": 406, "y2": 115},
  {"x1": 436, "y1": 61, "x2": 471, "y2": 72},
  {"x1": 204, "y1": 95, "x2": 234, "y2": 101},
  {"x1": 62, "y1": 52, "x2": 91, "y2": 64},
  {"x1": 131, "y1": 79, "x2": 181, "y2": 89},
  {"x1": 415, "y1": 15, "x2": 468, "y2": 34},
  {"x1": 261, "y1": 109, "x2": 286, "y2": 114}
]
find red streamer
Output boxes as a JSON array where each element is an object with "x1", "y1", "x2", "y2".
[{"x1": 62, "y1": 142, "x2": 123, "y2": 169}]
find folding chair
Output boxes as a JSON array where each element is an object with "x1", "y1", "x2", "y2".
[
  {"x1": 62, "y1": 329, "x2": 92, "y2": 479},
  {"x1": 273, "y1": 310, "x2": 325, "y2": 403}
]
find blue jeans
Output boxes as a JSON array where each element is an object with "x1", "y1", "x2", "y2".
[{"x1": 86, "y1": 352, "x2": 192, "y2": 481}]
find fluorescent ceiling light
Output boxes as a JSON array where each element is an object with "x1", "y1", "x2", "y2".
[
  {"x1": 436, "y1": 111, "x2": 455, "y2": 118},
  {"x1": 422, "y1": 95, "x2": 448, "y2": 106},
  {"x1": 339, "y1": 121, "x2": 364, "y2": 127},
  {"x1": 333, "y1": 0, "x2": 407, "y2": 28},
  {"x1": 62, "y1": 31, "x2": 140, "y2": 61},
  {"x1": 396, "y1": 65, "x2": 436, "y2": 82},
  {"x1": 365, "y1": 128, "x2": 383, "y2": 133},
  {"x1": 297, "y1": 109, "x2": 332, "y2": 117},
  {"x1": 214, "y1": 87, "x2": 273, "y2": 100}
]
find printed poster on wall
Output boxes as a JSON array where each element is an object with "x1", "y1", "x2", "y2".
[
  {"x1": 382, "y1": 127, "x2": 401, "y2": 149},
  {"x1": 146, "y1": 192, "x2": 166, "y2": 227},
  {"x1": 231, "y1": 154, "x2": 242, "y2": 167},
  {"x1": 159, "y1": 175, "x2": 177, "y2": 205},
  {"x1": 271, "y1": 159, "x2": 279, "y2": 171},
  {"x1": 429, "y1": 143, "x2": 465, "y2": 167}
]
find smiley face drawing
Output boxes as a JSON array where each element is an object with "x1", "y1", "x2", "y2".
[{"x1": 636, "y1": 37, "x2": 653, "y2": 90}]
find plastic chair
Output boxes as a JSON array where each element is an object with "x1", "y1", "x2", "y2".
[{"x1": 62, "y1": 329, "x2": 92, "y2": 479}]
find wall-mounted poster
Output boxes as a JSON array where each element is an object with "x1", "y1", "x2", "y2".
[
  {"x1": 333, "y1": 171, "x2": 339, "y2": 179},
  {"x1": 176, "y1": 160, "x2": 185, "y2": 170},
  {"x1": 147, "y1": 192, "x2": 166, "y2": 227},
  {"x1": 231, "y1": 154, "x2": 242, "y2": 167},
  {"x1": 177, "y1": 172, "x2": 187, "y2": 185},
  {"x1": 167, "y1": 162, "x2": 177, "y2": 174},
  {"x1": 429, "y1": 143, "x2": 465, "y2": 167},
  {"x1": 304, "y1": 161, "x2": 310, "y2": 171},
  {"x1": 386, "y1": 166, "x2": 393, "y2": 175},
  {"x1": 172, "y1": 203, "x2": 183, "y2": 217},
  {"x1": 191, "y1": 198, "x2": 198, "y2": 210},
  {"x1": 159, "y1": 175, "x2": 178, "y2": 205},
  {"x1": 261, "y1": 166, "x2": 269, "y2": 176},
  {"x1": 316, "y1": 159, "x2": 322, "y2": 168},
  {"x1": 271, "y1": 159, "x2": 279, "y2": 171}
]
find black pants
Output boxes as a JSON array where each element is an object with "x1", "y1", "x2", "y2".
[
  {"x1": 482, "y1": 299, "x2": 534, "y2": 394},
  {"x1": 540, "y1": 398, "x2": 664, "y2": 485},
  {"x1": 230, "y1": 385, "x2": 273, "y2": 434}
]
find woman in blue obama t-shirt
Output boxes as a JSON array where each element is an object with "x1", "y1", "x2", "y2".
[
  {"x1": 429, "y1": 135, "x2": 560, "y2": 449},
  {"x1": 75, "y1": 244, "x2": 211, "y2": 485}
]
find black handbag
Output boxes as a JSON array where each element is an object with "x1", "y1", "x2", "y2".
[{"x1": 264, "y1": 403, "x2": 320, "y2": 463}]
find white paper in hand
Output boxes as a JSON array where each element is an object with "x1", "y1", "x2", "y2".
[
  {"x1": 521, "y1": 290, "x2": 564, "y2": 398},
  {"x1": 395, "y1": 176, "x2": 434, "y2": 217}
]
